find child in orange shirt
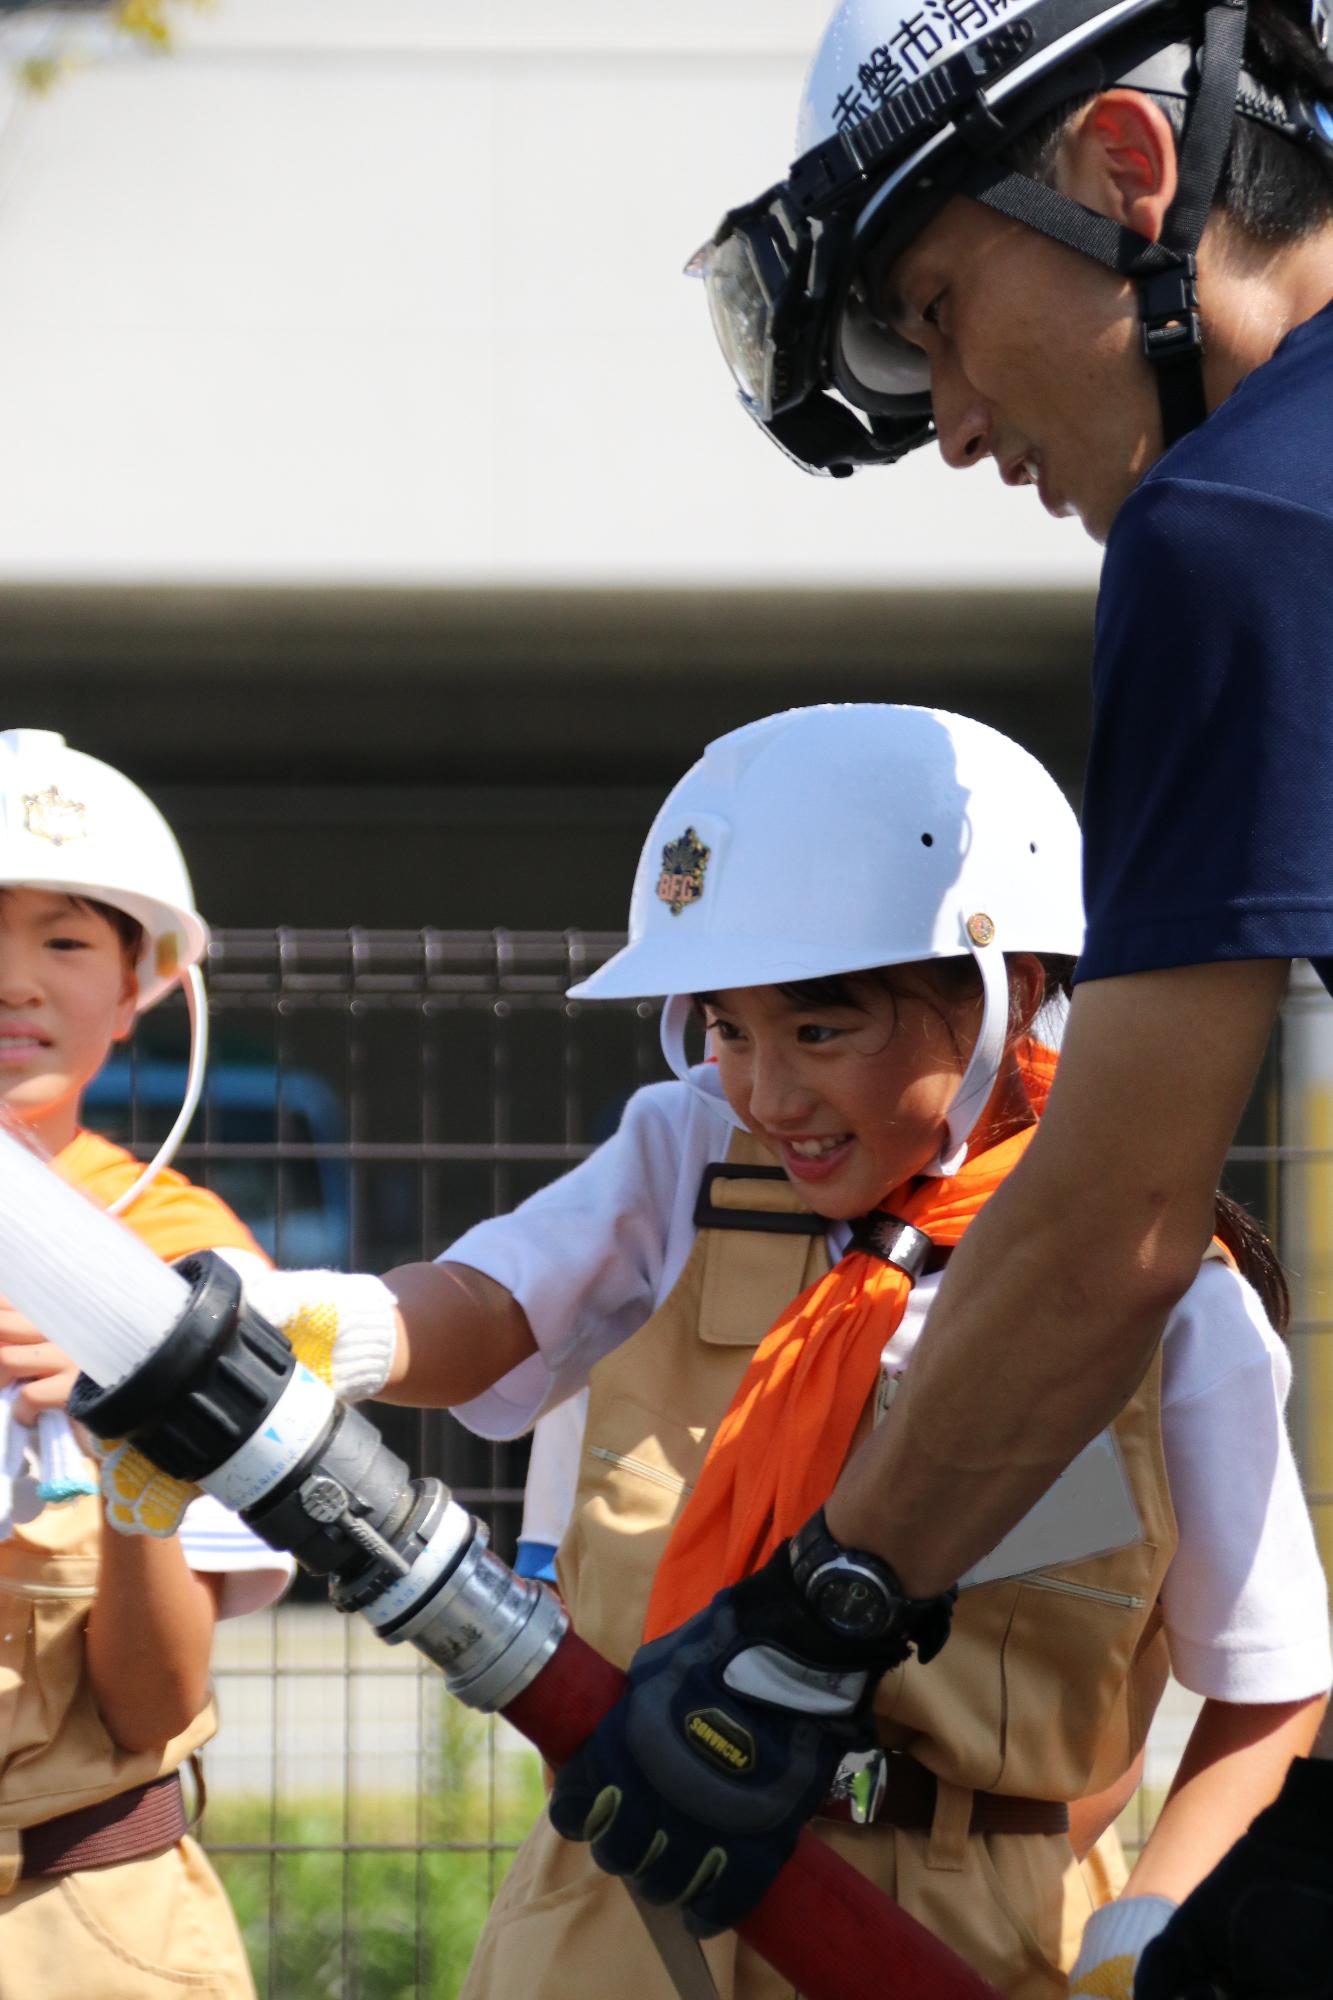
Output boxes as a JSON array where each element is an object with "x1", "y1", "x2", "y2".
[{"x1": 0, "y1": 729, "x2": 291, "y2": 2000}]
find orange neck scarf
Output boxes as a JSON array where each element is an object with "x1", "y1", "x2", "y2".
[{"x1": 643, "y1": 1043, "x2": 1057, "y2": 1642}]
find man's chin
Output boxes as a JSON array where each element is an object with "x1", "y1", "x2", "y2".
[{"x1": 1074, "y1": 489, "x2": 1119, "y2": 546}]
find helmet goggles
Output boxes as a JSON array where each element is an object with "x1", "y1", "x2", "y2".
[{"x1": 692, "y1": 0, "x2": 1333, "y2": 475}]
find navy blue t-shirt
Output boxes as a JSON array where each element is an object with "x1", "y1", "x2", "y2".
[{"x1": 1077, "y1": 298, "x2": 1333, "y2": 995}]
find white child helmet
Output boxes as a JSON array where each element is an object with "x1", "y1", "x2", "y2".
[
  {"x1": 569, "y1": 704, "x2": 1082, "y2": 1173},
  {"x1": 0, "y1": 730, "x2": 210, "y2": 1207}
]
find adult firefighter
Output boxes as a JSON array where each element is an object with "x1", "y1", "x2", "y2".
[{"x1": 553, "y1": 3, "x2": 1333, "y2": 1995}]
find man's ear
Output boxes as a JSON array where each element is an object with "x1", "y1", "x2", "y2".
[{"x1": 1056, "y1": 89, "x2": 1179, "y2": 242}]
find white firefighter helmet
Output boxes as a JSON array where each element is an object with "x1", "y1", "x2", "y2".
[
  {"x1": 0, "y1": 730, "x2": 210, "y2": 1208},
  {"x1": 691, "y1": 0, "x2": 1333, "y2": 472},
  {"x1": 569, "y1": 704, "x2": 1082, "y2": 1172},
  {"x1": 0, "y1": 730, "x2": 206, "y2": 1011}
]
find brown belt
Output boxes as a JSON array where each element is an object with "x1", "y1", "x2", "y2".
[
  {"x1": 18, "y1": 1772, "x2": 188, "y2": 1879},
  {"x1": 818, "y1": 1751, "x2": 1068, "y2": 1836}
]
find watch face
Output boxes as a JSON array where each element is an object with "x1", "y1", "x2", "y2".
[{"x1": 811, "y1": 1566, "x2": 894, "y2": 1641}]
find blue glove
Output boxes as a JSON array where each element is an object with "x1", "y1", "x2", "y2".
[
  {"x1": 548, "y1": 1514, "x2": 952, "y2": 1936},
  {"x1": 1135, "y1": 1758, "x2": 1333, "y2": 2000}
]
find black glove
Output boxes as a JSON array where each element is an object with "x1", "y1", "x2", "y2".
[
  {"x1": 548, "y1": 1511, "x2": 954, "y2": 1936},
  {"x1": 1135, "y1": 1758, "x2": 1333, "y2": 2000}
]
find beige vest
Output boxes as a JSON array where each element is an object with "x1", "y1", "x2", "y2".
[
  {"x1": 467, "y1": 1131, "x2": 1161, "y2": 1999},
  {"x1": 0, "y1": 1490, "x2": 217, "y2": 1836},
  {"x1": 557, "y1": 1128, "x2": 1178, "y2": 1808}
]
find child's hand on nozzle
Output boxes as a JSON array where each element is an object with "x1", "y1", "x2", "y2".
[
  {"x1": 239, "y1": 1269, "x2": 400, "y2": 1403},
  {"x1": 0, "y1": 1297, "x2": 81, "y2": 1423},
  {"x1": 94, "y1": 1436, "x2": 201, "y2": 1538}
]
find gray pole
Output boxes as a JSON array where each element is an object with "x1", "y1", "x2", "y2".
[{"x1": 1279, "y1": 960, "x2": 1333, "y2": 1584}]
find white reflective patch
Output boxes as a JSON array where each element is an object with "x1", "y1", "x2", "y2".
[
  {"x1": 722, "y1": 1645, "x2": 867, "y2": 1717},
  {"x1": 960, "y1": 1428, "x2": 1143, "y2": 1589}
]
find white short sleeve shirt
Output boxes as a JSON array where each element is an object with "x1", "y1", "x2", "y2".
[{"x1": 445, "y1": 1076, "x2": 1331, "y2": 1703}]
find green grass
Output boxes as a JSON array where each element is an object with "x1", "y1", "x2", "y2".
[
  {"x1": 197, "y1": 1685, "x2": 1171, "y2": 2000},
  {"x1": 201, "y1": 1706, "x2": 547, "y2": 2000}
]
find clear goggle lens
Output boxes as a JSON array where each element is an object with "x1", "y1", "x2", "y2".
[{"x1": 688, "y1": 232, "x2": 772, "y2": 415}]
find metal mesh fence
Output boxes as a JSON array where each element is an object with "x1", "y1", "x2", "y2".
[
  {"x1": 90, "y1": 932, "x2": 1330, "y2": 1997},
  {"x1": 93, "y1": 930, "x2": 666, "y2": 1999}
]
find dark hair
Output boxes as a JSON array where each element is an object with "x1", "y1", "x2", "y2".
[
  {"x1": 740, "y1": 951, "x2": 1076, "y2": 1047},
  {"x1": 1212, "y1": 1192, "x2": 1291, "y2": 1332},
  {"x1": 0, "y1": 885, "x2": 145, "y2": 972},
  {"x1": 83, "y1": 898, "x2": 145, "y2": 969},
  {"x1": 1003, "y1": 0, "x2": 1333, "y2": 242},
  {"x1": 698, "y1": 953, "x2": 1292, "y2": 1332}
]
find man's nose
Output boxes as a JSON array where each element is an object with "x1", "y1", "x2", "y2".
[{"x1": 932, "y1": 363, "x2": 993, "y2": 471}]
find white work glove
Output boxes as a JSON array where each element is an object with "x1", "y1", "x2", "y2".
[
  {"x1": 95, "y1": 1267, "x2": 399, "y2": 1538},
  {"x1": 242, "y1": 1268, "x2": 400, "y2": 1402},
  {"x1": 1068, "y1": 1894, "x2": 1177, "y2": 1999},
  {"x1": 98, "y1": 1435, "x2": 201, "y2": 1538}
]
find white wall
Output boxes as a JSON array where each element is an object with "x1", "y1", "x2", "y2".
[{"x1": 0, "y1": 1, "x2": 1100, "y2": 590}]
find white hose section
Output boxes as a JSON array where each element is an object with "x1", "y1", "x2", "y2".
[
  {"x1": 107, "y1": 964, "x2": 209, "y2": 1216},
  {"x1": 0, "y1": 1117, "x2": 189, "y2": 1386}
]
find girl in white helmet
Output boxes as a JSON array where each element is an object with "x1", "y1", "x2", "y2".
[
  {"x1": 215, "y1": 705, "x2": 1323, "y2": 1998},
  {"x1": 0, "y1": 730, "x2": 292, "y2": 2000}
]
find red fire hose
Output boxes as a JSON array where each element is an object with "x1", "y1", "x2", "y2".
[{"x1": 505, "y1": 1624, "x2": 1002, "y2": 2000}]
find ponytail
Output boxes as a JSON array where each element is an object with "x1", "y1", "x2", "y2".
[{"x1": 1212, "y1": 1192, "x2": 1290, "y2": 1337}]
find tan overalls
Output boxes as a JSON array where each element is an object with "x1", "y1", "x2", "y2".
[
  {"x1": 0, "y1": 1490, "x2": 257, "y2": 1999},
  {"x1": 463, "y1": 1132, "x2": 1176, "y2": 2000}
]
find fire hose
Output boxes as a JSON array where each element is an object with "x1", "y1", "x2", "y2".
[{"x1": 0, "y1": 1136, "x2": 1001, "y2": 2000}]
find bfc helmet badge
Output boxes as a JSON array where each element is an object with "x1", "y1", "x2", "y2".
[
  {"x1": 22, "y1": 785, "x2": 88, "y2": 848},
  {"x1": 656, "y1": 827, "x2": 710, "y2": 917}
]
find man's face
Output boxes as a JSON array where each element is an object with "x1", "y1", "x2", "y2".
[{"x1": 882, "y1": 193, "x2": 1165, "y2": 543}]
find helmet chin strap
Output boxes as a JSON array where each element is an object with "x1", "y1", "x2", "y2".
[
  {"x1": 922, "y1": 936, "x2": 1011, "y2": 1178},
  {"x1": 106, "y1": 964, "x2": 209, "y2": 1215},
  {"x1": 659, "y1": 936, "x2": 1013, "y2": 1171},
  {"x1": 659, "y1": 992, "x2": 750, "y2": 1131}
]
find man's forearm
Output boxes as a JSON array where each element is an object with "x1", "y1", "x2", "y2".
[
  {"x1": 824, "y1": 1181, "x2": 1175, "y2": 1593},
  {"x1": 823, "y1": 961, "x2": 1291, "y2": 1595}
]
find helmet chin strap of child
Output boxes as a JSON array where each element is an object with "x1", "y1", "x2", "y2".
[
  {"x1": 657, "y1": 923, "x2": 1013, "y2": 1178},
  {"x1": 105, "y1": 962, "x2": 210, "y2": 1216}
]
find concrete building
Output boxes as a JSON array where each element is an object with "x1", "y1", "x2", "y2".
[{"x1": 0, "y1": 0, "x2": 1100, "y2": 933}]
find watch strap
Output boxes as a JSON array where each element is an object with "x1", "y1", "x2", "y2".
[{"x1": 789, "y1": 1509, "x2": 957, "y2": 1665}]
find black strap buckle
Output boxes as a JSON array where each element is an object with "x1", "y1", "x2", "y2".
[
  {"x1": 692, "y1": 1162, "x2": 827, "y2": 1235},
  {"x1": 1138, "y1": 259, "x2": 1203, "y2": 362},
  {"x1": 846, "y1": 1212, "x2": 934, "y2": 1279}
]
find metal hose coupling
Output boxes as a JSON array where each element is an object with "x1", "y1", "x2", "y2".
[
  {"x1": 69, "y1": 1249, "x2": 566, "y2": 1710},
  {"x1": 336, "y1": 1485, "x2": 568, "y2": 1710}
]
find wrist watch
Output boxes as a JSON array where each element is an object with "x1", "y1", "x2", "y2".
[{"x1": 789, "y1": 1509, "x2": 956, "y2": 1662}]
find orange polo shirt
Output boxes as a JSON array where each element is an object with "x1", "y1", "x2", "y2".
[{"x1": 52, "y1": 1131, "x2": 265, "y2": 1266}]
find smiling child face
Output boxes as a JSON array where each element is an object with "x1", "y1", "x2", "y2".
[{"x1": 700, "y1": 967, "x2": 986, "y2": 1219}]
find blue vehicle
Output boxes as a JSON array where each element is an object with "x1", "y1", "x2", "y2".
[{"x1": 84, "y1": 1057, "x2": 351, "y2": 1268}]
